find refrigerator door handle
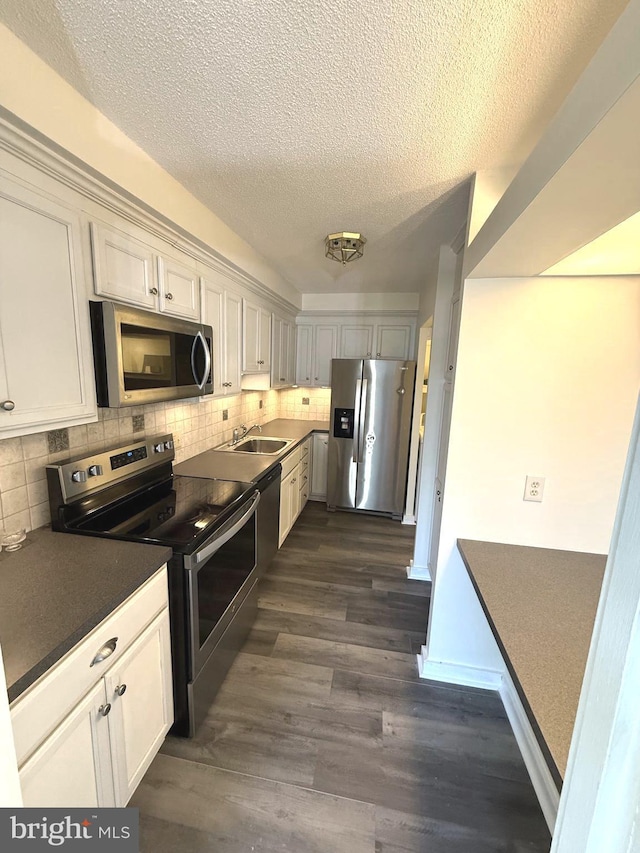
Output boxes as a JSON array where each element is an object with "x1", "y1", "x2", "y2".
[
  {"x1": 352, "y1": 379, "x2": 362, "y2": 462},
  {"x1": 358, "y1": 378, "x2": 368, "y2": 463}
]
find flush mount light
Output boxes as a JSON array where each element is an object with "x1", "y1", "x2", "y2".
[{"x1": 325, "y1": 232, "x2": 366, "y2": 264}]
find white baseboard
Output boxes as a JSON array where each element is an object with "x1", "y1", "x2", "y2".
[
  {"x1": 402, "y1": 514, "x2": 416, "y2": 525},
  {"x1": 418, "y1": 653, "x2": 559, "y2": 834},
  {"x1": 406, "y1": 560, "x2": 431, "y2": 581},
  {"x1": 417, "y1": 653, "x2": 502, "y2": 690},
  {"x1": 499, "y1": 669, "x2": 559, "y2": 834}
]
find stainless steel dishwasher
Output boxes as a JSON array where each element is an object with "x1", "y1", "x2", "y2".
[{"x1": 254, "y1": 464, "x2": 281, "y2": 576}]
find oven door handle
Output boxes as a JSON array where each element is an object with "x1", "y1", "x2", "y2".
[{"x1": 193, "y1": 490, "x2": 260, "y2": 565}]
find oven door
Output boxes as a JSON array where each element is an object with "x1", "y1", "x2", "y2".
[{"x1": 185, "y1": 490, "x2": 260, "y2": 678}]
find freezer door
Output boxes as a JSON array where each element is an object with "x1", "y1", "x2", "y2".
[
  {"x1": 327, "y1": 359, "x2": 364, "y2": 509},
  {"x1": 355, "y1": 360, "x2": 416, "y2": 515}
]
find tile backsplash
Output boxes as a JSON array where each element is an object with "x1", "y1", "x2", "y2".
[
  {"x1": 0, "y1": 387, "x2": 299, "y2": 535},
  {"x1": 278, "y1": 388, "x2": 331, "y2": 421}
]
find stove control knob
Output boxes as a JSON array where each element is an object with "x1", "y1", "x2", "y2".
[
  {"x1": 153, "y1": 443, "x2": 165, "y2": 453},
  {"x1": 164, "y1": 440, "x2": 174, "y2": 451},
  {"x1": 87, "y1": 464, "x2": 103, "y2": 477},
  {"x1": 71, "y1": 470, "x2": 87, "y2": 483}
]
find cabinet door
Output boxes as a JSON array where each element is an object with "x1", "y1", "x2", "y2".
[
  {"x1": 242, "y1": 299, "x2": 261, "y2": 372},
  {"x1": 224, "y1": 291, "x2": 243, "y2": 394},
  {"x1": 280, "y1": 319, "x2": 292, "y2": 385},
  {"x1": 202, "y1": 278, "x2": 224, "y2": 397},
  {"x1": 311, "y1": 434, "x2": 329, "y2": 500},
  {"x1": 158, "y1": 256, "x2": 199, "y2": 320},
  {"x1": 0, "y1": 185, "x2": 97, "y2": 437},
  {"x1": 340, "y1": 324, "x2": 374, "y2": 359},
  {"x1": 258, "y1": 308, "x2": 271, "y2": 371},
  {"x1": 271, "y1": 315, "x2": 283, "y2": 387},
  {"x1": 296, "y1": 325, "x2": 313, "y2": 385},
  {"x1": 375, "y1": 324, "x2": 413, "y2": 359},
  {"x1": 279, "y1": 472, "x2": 293, "y2": 547},
  {"x1": 19, "y1": 681, "x2": 114, "y2": 808},
  {"x1": 90, "y1": 222, "x2": 157, "y2": 309},
  {"x1": 105, "y1": 610, "x2": 173, "y2": 806},
  {"x1": 314, "y1": 325, "x2": 338, "y2": 386}
]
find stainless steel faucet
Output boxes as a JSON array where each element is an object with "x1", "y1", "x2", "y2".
[{"x1": 231, "y1": 423, "x2": 262, "y2": 445}]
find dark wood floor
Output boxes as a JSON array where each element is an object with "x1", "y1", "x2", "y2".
[{"x1": 132, "y1": 502, "x2": 551, "y2": 852}]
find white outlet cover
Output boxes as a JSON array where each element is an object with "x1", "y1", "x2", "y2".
[{"x1": 524, "y1": 475, "x2": 545, "y2": 502}]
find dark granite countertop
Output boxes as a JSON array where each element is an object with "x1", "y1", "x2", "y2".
[
  {"x1": 457, "y1": 538, "x2": 606, "y2": 784},
  {"x1": 0, "y1": 528, "x2": 172, "y2": 703},
  {"x1": 175, "y1": 418, "x2": 329, "y2": 482}
]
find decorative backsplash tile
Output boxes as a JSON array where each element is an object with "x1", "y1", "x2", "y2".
[
  {"x1": 0, "y1": 387, "x2": 288, "y2": 534},
  {"x1": 46, "y1": 428, "x2": 69, "y2": 454}
]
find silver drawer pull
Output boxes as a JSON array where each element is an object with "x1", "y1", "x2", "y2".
[
  {"x1": 166, "y1": 292, "x2": 174, "y2": 300},
  {"x1": 98, "y1": 703, "x2": 111, "y2": 717},
  {"x1": 1, "y1": 400, "x2": 15, "y2": 411},
  {"x1": 90, "y1": 637, "x2": 118, "y2": 667},
  {"x1": 115, "y1": 684, "x2": 127, "y2": 697},
  {"x1": 149, "y1": 287, "x2": 158, "y2": 295}
]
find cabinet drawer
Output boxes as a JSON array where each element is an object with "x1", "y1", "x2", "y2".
[
  {"x1": 280, "y1": 446, "x2": 302, "y2": 478},
  {"x1": 11, "y1": 567, "x2": 168, "y2": 765},
  {"x1": 300, "y1": 439, "x2": 310, "y2": 460}
]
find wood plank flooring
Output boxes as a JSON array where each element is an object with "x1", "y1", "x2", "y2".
[{"x1": 131, "y1": 502, "x2": 551, "y2": 852}]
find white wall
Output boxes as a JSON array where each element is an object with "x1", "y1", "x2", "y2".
[
  {"x1": 0, "y1": 25, "x2": 299, "y2": 308},
  {"x1": 426, "y1": 274, "x2": 640, "y2": 669},
  {"x1": 301, "y1": 292, "x2": 419, "y2": 312}
]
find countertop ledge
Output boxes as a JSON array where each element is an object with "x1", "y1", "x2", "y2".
[
  {"x1": 0, "y1": 528, "x2": 172, "y2": 704},
  {"x1": 457, "y1": 538, "x2": 606, "y2": 786},
  {"x1": 174, "y1": 418, "x2": 329, "y2": 482}
]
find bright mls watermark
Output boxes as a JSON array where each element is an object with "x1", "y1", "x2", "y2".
[{"x1": 0, "y1": 809, "x2": 139, "y2": 850}]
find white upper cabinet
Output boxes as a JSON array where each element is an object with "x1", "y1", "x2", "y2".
[
  {"x1": 90, "y1": 222, "x2": 157, "y2": 310},
  {"x1": 295, "y1": 324, "x2": 338, "y2": 387},
  {"x1": 201, "y1": 274, "x2": 242, "y2": 396},
  {"x1": 0, "y1": 179, "x2": 97, "y2": 438},
  {"x1": 242, "y1": 298, "x2": 271, "y2": 373},
  {"x1": 271, "y1": 314, "x2": 295, "y2": 388},
  {"x1": 375, "y1": 323, "x2": 414, "y2": 359},
  {"x1": 91, "y1": 221, "x2": 200, "y2": 320},
  {"x1": 157, "y1": 256, "x2": 199, "y2": 320},
  {"x1": 339, "y1": 319, "x2": 415, "y2": 360},
  {"x1": 340, "y1": 324, "x2": 374, "y2": 358}
]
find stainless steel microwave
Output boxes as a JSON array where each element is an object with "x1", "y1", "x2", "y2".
[{"x1": 90, "y1": 301, "x2": 213, "y2": 407}]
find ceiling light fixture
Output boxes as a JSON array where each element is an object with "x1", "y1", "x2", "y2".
[{"x1": 325, "y1": 232, "x2": 366, "y2": 265}]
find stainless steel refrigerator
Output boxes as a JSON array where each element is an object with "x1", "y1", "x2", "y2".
[{"x1": 327, "y1": 359, "x2": 416, "y2": 518}]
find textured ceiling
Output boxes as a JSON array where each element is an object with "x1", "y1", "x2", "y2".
[{"x1": 0, "y1": 0, "x2": 629, "y2": 294}]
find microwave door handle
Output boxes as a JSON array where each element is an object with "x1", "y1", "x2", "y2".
[
  {"x1": 194, "y1": 491, "x2": 260, "y2": 565},
  {"x1": 191, "y1": 331, "x2": 211, "y2": 391}
]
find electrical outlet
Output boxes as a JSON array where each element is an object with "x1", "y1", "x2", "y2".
[
  {"x1": 259, "y1": 399, "x2": 263, "y2": 409},
  {"x1": 222, "y1": 409, "x2": 229, "y2": 421},
  {"x1": 524, "y1": 475, "x2": 545, "y2": 502}
]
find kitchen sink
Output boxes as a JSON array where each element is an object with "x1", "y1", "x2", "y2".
[{"x1": 230, "y1": 437, "x2": 292, "y2": 454}]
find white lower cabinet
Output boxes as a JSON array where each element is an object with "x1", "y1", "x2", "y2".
[
  {"x1": 311, "y1": 433, "x2": 329, "y2": 500},
  {"x1": 13, "y1": 569, "x2": 173, "y2": 808},
  {"x1": 279, "y1": 439, "x2": 311, "y2": 547},
  {"x1": 19, "y1": 681, "x2": 113, "y2": 808}
]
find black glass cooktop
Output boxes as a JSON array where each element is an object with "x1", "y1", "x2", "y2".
[{"x1": 74, "y1": 475, "x2": 255, "y2": 552}]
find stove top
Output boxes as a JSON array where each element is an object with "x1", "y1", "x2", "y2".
[{"x1": 72, "y1": 475, "x2": 254, "y2": 552}]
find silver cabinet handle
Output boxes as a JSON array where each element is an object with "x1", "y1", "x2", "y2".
[
  {"x1": 376, "y1": 352, "x2": 381, "y2": 357},
  {"x1": 306, "y1": 376, "x2": 310, "y2": 381},
  {"x1": 98, "y1": 703, "x2": 112, "y2": 717},
  {"x1": 166, "y1": 292, "x2": 174, "y2": 300},
  {"x1": 366, "y1": 352, "x2": 371, "y2": 356},
  {"x1": 115, "y1": 684, "x2": 127, "y2": 697},
  {"x1": 90, "y1": 637, "x2": 118, "y2": 667},
  {"x1": 1, "y1": 400, "x2": 15, "y2": 411},
  {"x1": 280, "y1": 377, "x2": 286, "y2": 382},
  {"x1": 149, "y1": 287, "x2": 158, "y2": 295}
]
